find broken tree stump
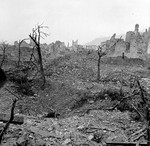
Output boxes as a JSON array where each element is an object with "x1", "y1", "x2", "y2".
[{"x1": 0, "y1": 113, "x2": 24, "y2": 125}]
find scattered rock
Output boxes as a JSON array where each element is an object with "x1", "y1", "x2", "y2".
[
  {"x1": 48, "y1": 126, "x2": 54, "y2": 131},
  {"x1": 35, "y1": 139, "x2": 46, "y2": 146},
  {"x1": 62, "y1": 138, "x2": 71, "y2": 145},
  {"x1": 77, "y1": 125, "x2": 84, "y2": 130},
  {"x1": 88, "y1": 134, "x2": 94, "y2": 140},
  {"x1": 16, "y1": 136, "x2": 28, "y2": 146}
]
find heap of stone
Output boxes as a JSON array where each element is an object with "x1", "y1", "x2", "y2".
[{"x1": 41, "y1": 41, "x2": 69, "y2": 59}]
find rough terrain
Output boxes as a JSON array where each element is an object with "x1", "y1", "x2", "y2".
[{"x1": 0, "y1": 50, "x2": 150, "y2": 145}]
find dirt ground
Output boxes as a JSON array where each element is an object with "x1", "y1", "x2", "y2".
[{"x1": 0, "y1": 51, "x2": 150, "y2": 145}]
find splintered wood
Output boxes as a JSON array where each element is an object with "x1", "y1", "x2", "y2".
[{"x1": 0, "y1": 113, "x2": 24, "y2": 124}]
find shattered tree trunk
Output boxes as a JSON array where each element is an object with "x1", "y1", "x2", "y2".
[
  {"x1": 120, "y1": 52, "x2": 124, "y2": 96},
  {"x1": 17, "y1": 38, "x2": 29, "y2": 67},
  {"x1": 29, "y1": 26, "x2": 46, "y2": 88},
  {"x1": 37, "y1": 26, "x2": 46, "y2": 88},
  {"x1": 36, "y1": 43, "x2": 46, "y2": 87},
  {"x1": 17, "y1": 40, "x2": 24, "y2": 67},
  {"x1": 0, "y1": 99, "x2": 17, "y2": 144},
  {"x1": 17, "y1": 40, "x2": 23, "y2": 68},
  {"x1": 18, "y1": 41, "x2": 21, "y2": 67},
  {"x1": 97, "y1": 54, "x2": 101, "y2": 81},
  {"x1": 29, "y1": 37, "x2": 46, "y2": 87},
  {"x1": 0, "y1": 43, "x2": 8, "y2": 68},
  {"x1": 0, "y1": 47, "x2": 6, "y2": 68},
  {"x1": 97, "y1": 46, "x2": 106, "y2": 81}
]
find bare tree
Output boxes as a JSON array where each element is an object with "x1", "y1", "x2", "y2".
[
  {"x1": 97, "y1": 36, "x2": 122, "y2": 81},
  {"x1": 97, "y1": 45, "x2": 106, "y2": 81},
  {"x1": 120, "y1": 52, "x2": 125, "y2": 96},
  {"x1": 0, "y1": 98, "x2": 17, "y2": 144},
  {"x1": 0, "y1": 42, "x2": 8, "y2": 68},
  {"x1": 29, "y1": 24, "x2": 48, "y2": 88},
  {"x1": 17, "y1": 38, "x2": 29, "y2": 67}
]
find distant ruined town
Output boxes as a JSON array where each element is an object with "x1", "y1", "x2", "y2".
[
  {"x1": 70, "y1": 24, "x2": 150, "y2": 60},
  {"x1": 1, "y1": 24, "x2": 150, "y2": 61},
  {"x1": 101, "y1": 24, "x2": 150, "y2": 60}
]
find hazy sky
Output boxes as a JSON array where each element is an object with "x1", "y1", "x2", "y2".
[{"x1": 0, "y1": 0, "x2": 150, "y2": 45}]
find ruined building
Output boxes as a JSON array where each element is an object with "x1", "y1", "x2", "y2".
[
  {"x1": 102, "y1": 24, "x2": 150, "y2": 60},
  {"x1": 68, "y1": 40, "x2": 83, "y2": 51}
]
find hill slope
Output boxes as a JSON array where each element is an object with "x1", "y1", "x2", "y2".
[
  {"x1": 85, "y1": 36, "x2": 110, "y2": 46},
  {"x1": 85, "y1": 34, "x2": 125, "y2": 46}
]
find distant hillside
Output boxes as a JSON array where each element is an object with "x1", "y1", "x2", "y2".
[
  {"x1": 85, "y1": 34, "x2": 125, "y2": 46},
  {"x1": 85, "y1": 36, "x2": 110, "y2": 46}
]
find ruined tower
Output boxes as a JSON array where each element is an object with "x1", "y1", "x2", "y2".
[
  {"x1": 134, "y1": 24, "x2": 139, "y2": 35},
  {"x1": 67, "y1": 42, "x2": 69, "y2": 48},
  {"x1": 72, "y1": 40, "x2": 78, "y2": 46}
]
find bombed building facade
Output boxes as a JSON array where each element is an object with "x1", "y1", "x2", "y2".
[{"x1": 102, "y1": 24, "x2": 150, "y2": 60}]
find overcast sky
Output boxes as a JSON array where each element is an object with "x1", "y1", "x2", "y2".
[{"x1": 0, "y1": 0, "x2": 150, "y2": 45}]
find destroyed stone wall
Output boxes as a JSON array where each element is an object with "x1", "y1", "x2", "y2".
[
  {"x1": 0, "y1": 40, "x2": 70, "y2": 62},
  {"x1": 41, "y1": 41, "x2": 69, "y2": 58},
  {"x1": 70, "y1": 40, "x2": 79, "y2": 51},
  {"x1": 68, "y1": 40, "x2": 84, "y2": 52},
  {"x1": 125, "y1": 31, "x2": 135, "y2": 43},
  {"x1": 103, "y1": 24, "x2": 150, "y2": 60},
  {"x1": 72, "y1": 40, "x2": 78, "y2": 46},
  {"x1": 110, "y1": 40, "x2": 127, "y2": 57}
]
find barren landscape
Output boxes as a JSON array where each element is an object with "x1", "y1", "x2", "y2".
[{"x1": 0, "y1": 40, "x2": 150, "y2": 145}]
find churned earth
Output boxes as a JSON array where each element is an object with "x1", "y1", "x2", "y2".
[
  {"x1": 0, "y1": 51, "x2": 150, "y2": 145},
  {"x1": 0, "y1": 110, "x2": 146, "y2": 146}
]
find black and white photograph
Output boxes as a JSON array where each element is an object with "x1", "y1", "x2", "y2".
[{"x1": 0, "y1": 0, "x2": 150, "y2": 145}]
